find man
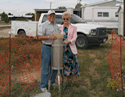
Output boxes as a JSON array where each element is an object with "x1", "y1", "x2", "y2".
[{"x1": 37, "y1": 10, "x2": 61, "y2": 92}]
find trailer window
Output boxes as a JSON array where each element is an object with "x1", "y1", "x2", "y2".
[
  {"x1": 115, "y1": 12, "x2": 118, "y2": 17},
  {"x1": 98, "y1": 12, "x2": 102, "y2": 17},
  {"x1": 98, "y1": 12, "x2": 109, "y2": 17},
  {"x1": 103, "y1": 12, "x2": 109, "y2": 17}
]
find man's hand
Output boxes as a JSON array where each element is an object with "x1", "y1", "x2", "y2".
[
  {"x1": 63, "y1": 41, "x2": 71, "y2": 44},
  {"x1": 49, "y1": 34, "x2": 57, "y2": 40}
]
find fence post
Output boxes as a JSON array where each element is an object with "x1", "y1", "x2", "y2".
[
  {"x1": 9, "y1": 31, "x2": 11, "y2": 97},
  {"x1": 36, "y1": 23, "x2": 38, "y2": 40},
  {"x1": 120, "y1": 35, "x2": 122, "y2": 90},
  {"x1": 111, "y1": 29, "x2": 114, "y2": 49}
]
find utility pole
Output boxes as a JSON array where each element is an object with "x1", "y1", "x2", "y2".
[
  {"x1": 80, "y1": 0, "x2": 82, "y2": 4},
  {"x1": 50, "y1": 2, "x2": 52, "y2": 9}
]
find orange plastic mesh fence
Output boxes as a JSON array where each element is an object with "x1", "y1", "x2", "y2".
[
  {"x1": 0, "y1": 38, "x2": 10, "y2": 96},
  {"x1": 108, "y1": 29, "x2": 123, "y2": 92},
  {"x1": 0, "y1": 36, "x2": 42, "y2": 96}
]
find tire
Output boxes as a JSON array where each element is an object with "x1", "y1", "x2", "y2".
[
  {"x1": 75, "y1": 34, "x2": 89, "y2": 49},
  {"x1": 18, "y1": 30, "x2": 25, "y2": 34}
]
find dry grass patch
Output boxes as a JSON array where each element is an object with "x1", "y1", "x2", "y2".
[
  {"x1": 84, "y1": 78, "x2": 91, "y2": 87},
  {"x1": 88, "y1": 65, "x2": 100, "y2": 80},
  {"x1": 80, "y1": 86, "x2": 87, "y2": 90},
  {"x1": 79, "y1": 58, "x2": 84, "y2": 63},
  {"x1": 93, "y1": 59, "x2": 101, "y2": 64},
  {"x1": 89, "y1": 54, "x2": 96, "y2": 58},
  {"x1": 89, "y1": 90, "x2": 97, "y2": 97},
  {"x1": 107, "y1": 77, "x2": 113, "y2": 83},
  {"x1": 78, "y1": 53, "x2": 85, "y2": 57},
  {"x1": 78, "y1": 49, "x2": 84, "y2": 53}
]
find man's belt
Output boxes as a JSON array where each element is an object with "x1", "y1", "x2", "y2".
[{"x1": 44, "y1": 44, "x2": 52, "y2": 47}]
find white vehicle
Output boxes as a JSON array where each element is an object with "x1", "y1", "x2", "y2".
[{"x1": 11, "y1": 13, "x2": 108, "y2": 49}]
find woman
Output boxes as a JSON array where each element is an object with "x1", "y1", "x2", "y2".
[{"x1": 59, "y1": 12, "x2": 79, "y2": 82}]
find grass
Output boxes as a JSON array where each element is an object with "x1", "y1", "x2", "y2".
[
  {"x1": 0, "y1": 26, "x2": 11, "y2": 30},
  {"x1": 0, "y1": 37, "x2": 125, "y2": 97},
  {"x1": 0, "y1": 21, "x2": 11, "y2": 25}
]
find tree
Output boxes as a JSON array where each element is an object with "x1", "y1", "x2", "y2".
[
  {"x1": 8, "y1": 13, "x2": 13, "y2": 15},
  {"x1": 1, "y1": 12, "x2": 6, "y2": 21},
  {"x1": 25, "y1": 13, "x2": 35, "y2": 21},
  {"x1": 1, "y1": 12, "x2": 9, "y2": 23},
  {"x1": 25, "y1": 13, "x2": 34, "y2": 15},
  {"x1": 75, "y1": 3, "x2": 83, "y2": 9},
  {"x1": 58, "y1": 6, "x2": 66, "y2": 9},
  {"x1": 4, "y1": 16, "x2": 9, "y2": 23}
]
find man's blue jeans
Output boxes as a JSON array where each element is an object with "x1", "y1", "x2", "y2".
[{"x1": 40, "y1": 44, "x2": 62, "y2": 88}]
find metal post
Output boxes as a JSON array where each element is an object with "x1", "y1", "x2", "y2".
[
  {"x1": 9, "y1": 31, "x2": 11, "y2": 97},
  {"x1": 36, "y1": 23, "x2": 38, "y2": 39},
  {"x1": 92, "y1": 8, "x2": 94, "y2": 24},
  {"x1": 57, "y1": 41, "x2": 61, "y2": 97},
  {"x1": 61, "y1": 69, "x2": 64, "y2": 90}
]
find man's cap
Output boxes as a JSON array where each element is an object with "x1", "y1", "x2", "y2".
[{"x1": 47, "y1": 10, "x2": 55, "y2": 15}]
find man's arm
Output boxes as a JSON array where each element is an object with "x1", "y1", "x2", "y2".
[
  {"x1": 37, "y1": 23, "x2": 49, "y2": 40},
  {"x1": 38, "y1": 34, "x2": 57, "y2": 40},
  {"x1": 37, "y1": 23, "x2": 57, "y2": 40},
  {"x1": 37, "y1": 35, "x2": 49, "y2": 40}
]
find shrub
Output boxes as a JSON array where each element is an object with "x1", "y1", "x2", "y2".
[{"x1": 4, "y1": 16, "x2": 9, "y2": 23}]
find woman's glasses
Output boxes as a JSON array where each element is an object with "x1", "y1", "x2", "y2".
[
  {"x1": 63, "y1": 18, "x2": 69, "y2": 20},
  {"x1": 49, "y1": 14, "x2": 55, "y2": 17}
]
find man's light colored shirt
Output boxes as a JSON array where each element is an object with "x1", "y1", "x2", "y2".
[{"x1": 38, "y1": 20, "x2": 61, "y2": 45}]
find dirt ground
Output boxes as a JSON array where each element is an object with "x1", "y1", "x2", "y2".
[{"x1": 0, "y1": 28, "x2": 15, "y2": 38}]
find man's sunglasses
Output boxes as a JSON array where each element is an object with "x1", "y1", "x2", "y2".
[{"x1": 63, "y1": 18, "x2": 69, "y2": 20}]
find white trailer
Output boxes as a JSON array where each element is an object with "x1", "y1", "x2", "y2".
[{"x1": 83, "y1": 6, "x2": 119, "y2": 29}]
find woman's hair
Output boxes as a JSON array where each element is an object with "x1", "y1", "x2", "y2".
[{"x1": 62, "y1": 12, "x2": 71, "y2": 18}]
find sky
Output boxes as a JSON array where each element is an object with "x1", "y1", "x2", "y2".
[{"x1": 0, "y1": 0, "x2": 123, "y2": 16}]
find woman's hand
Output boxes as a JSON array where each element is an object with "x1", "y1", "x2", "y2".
[
  {"x1": 69, "y1": 41, "x2": 71, "y2": 44},
  {"x1": 63, "y1": 41, "x2": 68, "y2": 44}
]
